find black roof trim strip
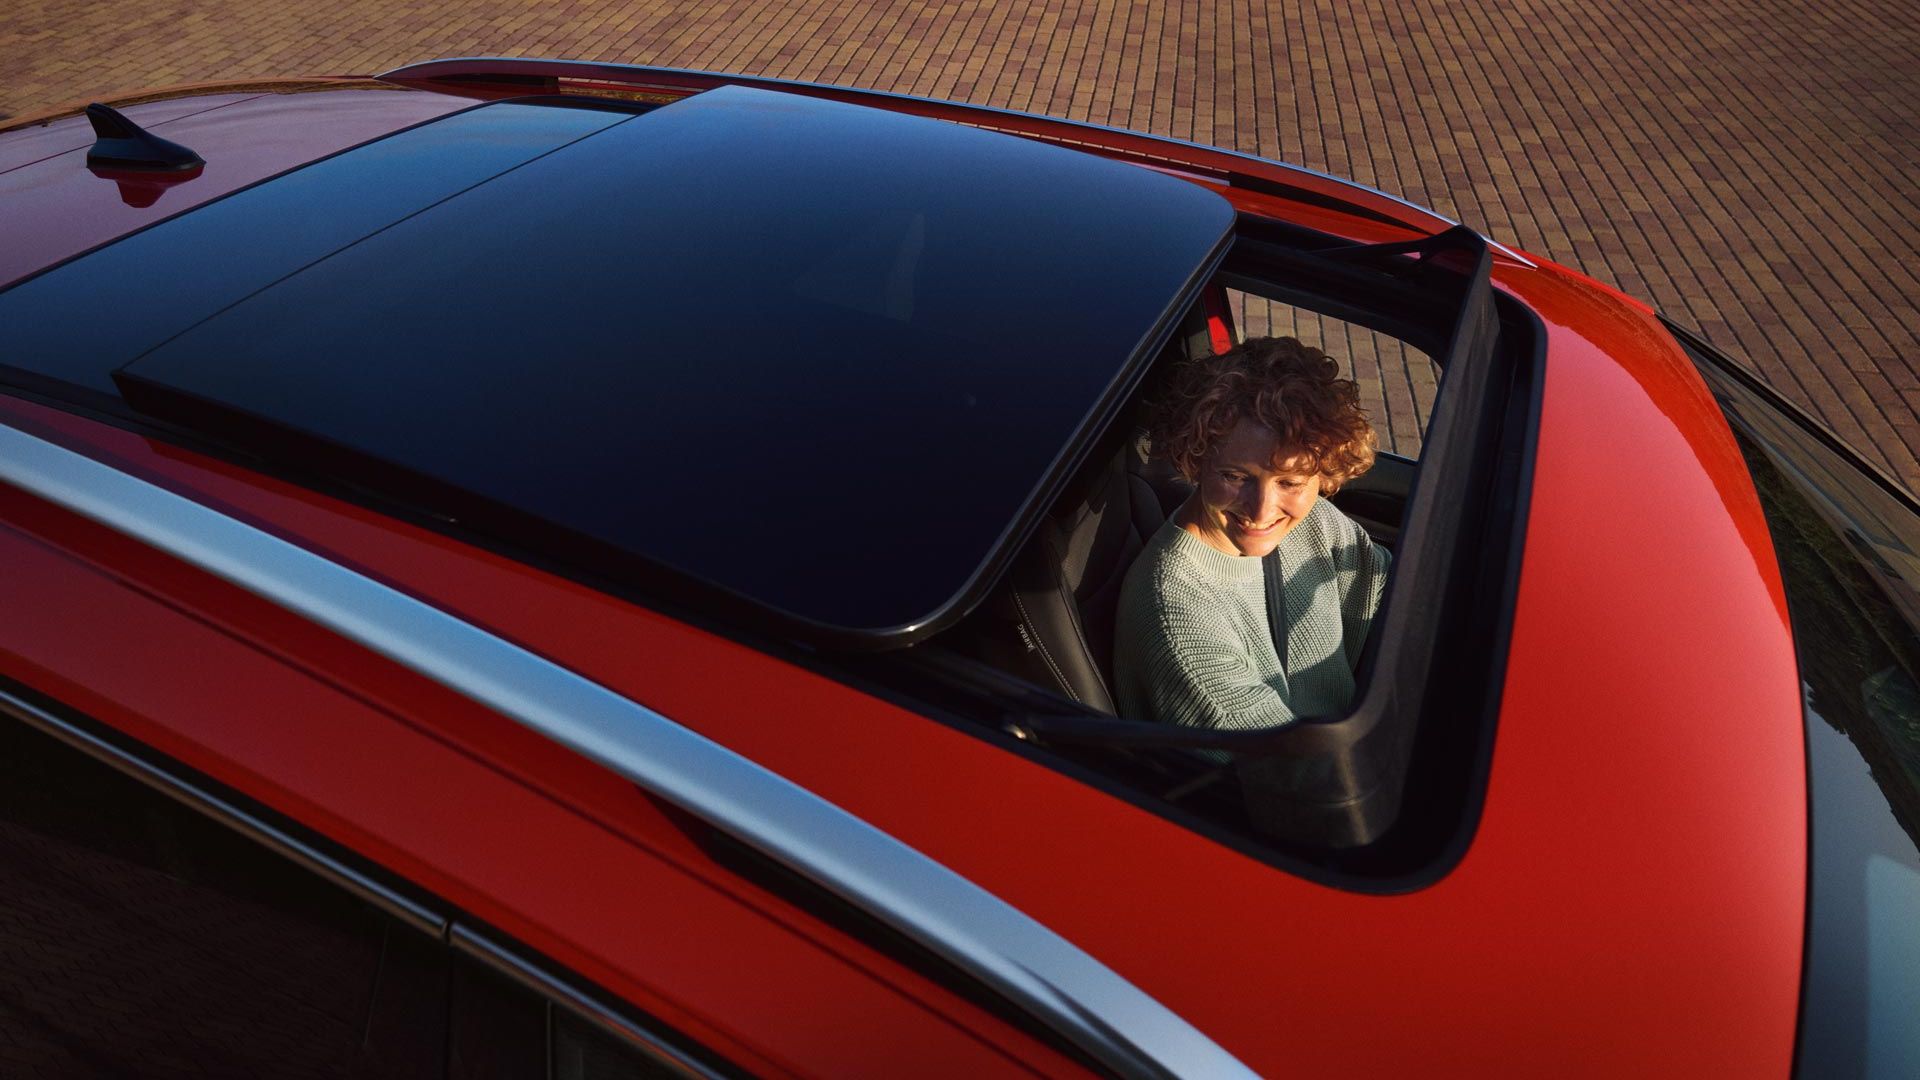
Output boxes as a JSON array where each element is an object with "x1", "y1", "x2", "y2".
[{"x1": 1664, "y1": 317, "x2": 1920, "y2": 511}]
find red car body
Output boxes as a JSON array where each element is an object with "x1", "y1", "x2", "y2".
[{"x1": 0, "y1": 59, "x2": 1851, "y2": 1077}]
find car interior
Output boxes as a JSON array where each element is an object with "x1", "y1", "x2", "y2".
[
  {"x1": 918, "y1": 221, "x2": 1537, "y2": 887},
  {"x1": 947, "y1": 280, "x2": 1427, "y2": 717}
]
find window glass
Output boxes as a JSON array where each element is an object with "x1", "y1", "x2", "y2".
[
  {"x1": 450, "y1": 949, "x2": 549, "y2": 1080},
  {"x1": 1226, "y1": 289, "x2": 1438, "y2": 459},
  {"x1": 1689, "y1": 342, "x2": 1920, "y2": 1079},
  {"x1": 451, "y1": 947, "x2": 706, "y2": 1080},
  {"x1": 553, "y1": 1010, "x2": 687, "y2": 1080},
  {"x1": 0, "y1": 714, "x2": 446, "y2": 1077}
]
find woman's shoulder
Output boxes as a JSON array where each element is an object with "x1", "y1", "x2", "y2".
[
  {"x1": 1298, "y1": 497, "x2": 1391, "y2": 581},
  {"x1": 1122, "y1": 521, "x2": 1250, "y2": 611},
  {"x1": 1301, "y1": 495, "x2": 1369, "y2": 546},
  {"x1": 1124, "y1": 519, "x2": 1204, "y2": 594}
]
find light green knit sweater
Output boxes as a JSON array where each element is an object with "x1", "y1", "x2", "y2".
[{"x1": 1113, "y1": 500, "x2": 1391, "y2": 730}]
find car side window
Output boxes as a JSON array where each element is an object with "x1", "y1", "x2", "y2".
[
  {"x1": 0, "y1": 712, "x2": 446, "y2": 1077},
  {"x1": 1689, "y1": 340, "x2": 1920, "y2": 1079},
  {"x1": 0, "y1": 696, "x2": 736, "y2": 1080},
  {"x1": 1226, "y1": 287, "x2": 1439, "y2": 460},
  {"x1": 450, "y1": 948, "x2": 702, "y2": 1080}
]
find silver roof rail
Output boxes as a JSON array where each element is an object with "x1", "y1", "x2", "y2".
[{"x1": 0, "y1": 420, "x2": 1256, "y2": 1080}]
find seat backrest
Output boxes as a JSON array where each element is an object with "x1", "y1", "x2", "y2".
[
  {"x1": 957, "y1": 296, "x2": 1215, "y2": 710},
  {"x1": 964, "y1": 442, "x2": 1175, "y2": 713}
]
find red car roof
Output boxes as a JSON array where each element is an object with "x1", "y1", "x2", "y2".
[
  {"x1": 0, "y1": 85, "x2": 468, "y2": 288},
  {"x1": 0, "y1": 72, "x2": 1808, "y2": 1076},
  {"x1": 0, "y1": 252, "x2": 1806, "y2": 1074}
]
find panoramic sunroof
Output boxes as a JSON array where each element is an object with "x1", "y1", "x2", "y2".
[{"x1": 109, "y1": 86, "x2": 1234, "y2": 639}]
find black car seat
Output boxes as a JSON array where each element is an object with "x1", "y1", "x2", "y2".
[
  {"x1": 958, "y1": 432, "x2": 1197, "y2": 713},
  {"x1": 960, "y1": 442, "x2": 1162, "y2": 712},
  {"x1": 953, "y1": 294, "x2": 1222, "y2": 712}
]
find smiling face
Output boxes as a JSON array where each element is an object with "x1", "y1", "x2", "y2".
[{"x1": 1178, "y1": 417, "x2": 1322, "y2": 558}]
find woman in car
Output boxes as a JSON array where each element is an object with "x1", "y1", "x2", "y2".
[{"x1": 1115, "y1": 336, "x2": 1391, "y2": 730}]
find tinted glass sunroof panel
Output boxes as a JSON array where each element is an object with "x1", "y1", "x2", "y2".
[
  {"x1": 118, "y1": 85, "x2": 1234, "y2": 636},
  {"x1": 1, "y1": 101, "x2": 631, "y2": 395}
]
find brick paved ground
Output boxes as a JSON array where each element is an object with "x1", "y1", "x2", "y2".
[{"x1": 3, "y1": 0, "x2": 1916, "y2": 481}]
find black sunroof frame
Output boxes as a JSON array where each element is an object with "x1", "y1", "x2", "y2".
[{"x1": 965, "y1": 224, "x2": 1542, "y2": 871}]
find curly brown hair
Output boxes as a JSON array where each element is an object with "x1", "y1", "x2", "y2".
[{"x1": 1147, "y1": 336, "x2": 1377, "y2": 494}]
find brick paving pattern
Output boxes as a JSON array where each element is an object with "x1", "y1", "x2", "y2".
[
  {"x1": 2, "y1": 0, "x2": 1916, "y2": 480},
  {"x1": 0, "y1": 821, "x2": 378, "y2": 1078},
  {"x1": 0, "y1": 718, "x2": 448, "y2": 1078}
]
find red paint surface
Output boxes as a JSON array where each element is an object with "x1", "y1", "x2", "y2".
[
  {"x1": 0, "y1": 76, "x2": 1807, "y2": 1076},
  {"x1": 1200, "y1": 282, "x2": 1235, "y2": 353},
  {"x1": 0, "y1": 93, "x2": 260, "y2": 172},
  {"x1": 0, "y1": 87, "x2": 468, "y2": 287},
  {"x1": 0, "y1": 436, "x2": 1086, "y2": 1078}
]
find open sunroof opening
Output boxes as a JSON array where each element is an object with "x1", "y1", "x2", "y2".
[{"x1": 917, "y1": 224, "x2": 1540, "y2": 888}]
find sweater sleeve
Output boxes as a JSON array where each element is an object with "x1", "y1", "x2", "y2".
[{"x1": 1139, "y1": 587, "x2": 1297, "y2": 732}]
